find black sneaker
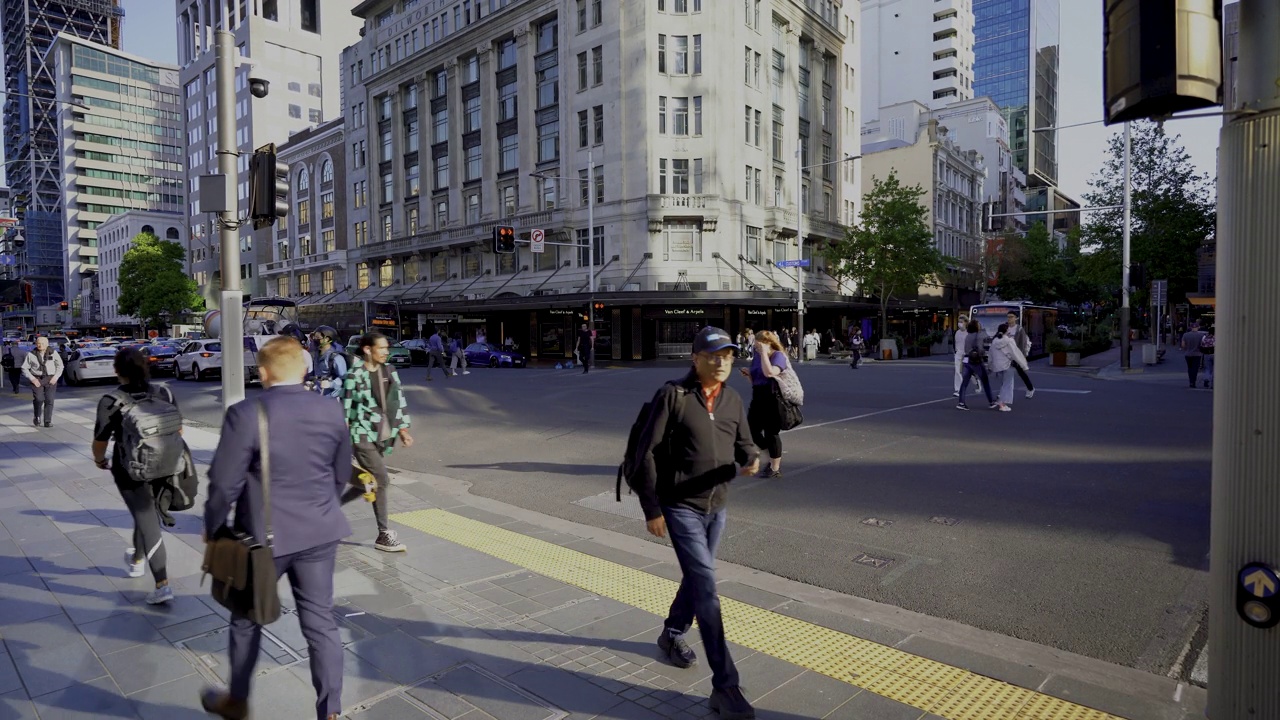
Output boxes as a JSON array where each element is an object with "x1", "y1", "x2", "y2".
[
  {"x1": 657, "y1": 631, "x2": 697, "y2": 669},
  {"x1": 956, "y1": 403, "x2": 969, "y2": 410},
  {"x1": 709, "y1": 686, "x2": 755, "y2": 719},
  {"x1": 374, "y1": 530, "x2": 406, "y2": 553}
]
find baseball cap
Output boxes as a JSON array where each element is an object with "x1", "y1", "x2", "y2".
[{"x1": 692, "y1": 326, "x2": 738, "y2": 354}]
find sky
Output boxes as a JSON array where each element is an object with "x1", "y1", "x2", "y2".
[{"x1": 5, "y1": 0, "x2": 1223, "y2": 203}]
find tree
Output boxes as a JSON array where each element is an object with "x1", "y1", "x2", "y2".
[
  {"x1": 1080, "y1": 122, "x2": 1215, "y2": 305},
  {"x1": 118, "y1": 233, "x2": 204, "y2": 331},
  {"x1": 994, "y1": 221, "x2": 1064, "y2": 303},
  {"x1": 822, "y1": 171, "x2": 944, "y2": 337}
]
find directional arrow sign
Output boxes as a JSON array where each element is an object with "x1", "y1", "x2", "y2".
[{"x1": 1241, "y1": 565, "x2": 1278, "y2": 598}]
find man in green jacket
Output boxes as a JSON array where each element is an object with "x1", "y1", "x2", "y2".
[{"x1": 342, "y1": 332, "x2": 415, "y2": 552}]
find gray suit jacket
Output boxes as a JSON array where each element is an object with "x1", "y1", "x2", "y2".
[{"x1": 205, "y1": 384, "x2": 353, "y2": 557}]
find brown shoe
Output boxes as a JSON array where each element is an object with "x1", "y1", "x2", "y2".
[{"x1": 200, "y1": 688, "x2": 248, "y2": 720}]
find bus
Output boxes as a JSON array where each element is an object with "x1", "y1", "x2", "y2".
[{"x1": 969, "y1": 303, "x2": 1059, "y2": 359}]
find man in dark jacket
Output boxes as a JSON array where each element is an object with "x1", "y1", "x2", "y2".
[
  {"x1": 576, "y1": 323, "x2": 593, "y2": 374},
  {"x1": 201, "y1": 337, "x2": 352, "y2": 720},
  {"x1": 635, "y1": 326, "x2": 760, "y2": 719}
]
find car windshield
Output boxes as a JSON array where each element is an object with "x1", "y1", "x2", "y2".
[{"x1": 79, "y1": 349, "x2": 115, "y2": 358}]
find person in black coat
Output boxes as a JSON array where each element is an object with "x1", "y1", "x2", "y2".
[{"x1": 576, "y1": 323, "x2": 594, "y2": 374}]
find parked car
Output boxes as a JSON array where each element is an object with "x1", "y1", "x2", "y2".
[
  {"x1": 399, "y1": 338, "x2": 431, "y2": 366},
  {"x1": 464, "y1": 342, "x2": 526, "y2": 368},
  {"x1": 175, "y1": 339, "x2": 223, "y2": 380},
  {"x1": 145, "y1": 344, "x2": 179, "y2": 376},
  {"x1": 64, "y1": 348, "x2": 118, "y2": 386}
]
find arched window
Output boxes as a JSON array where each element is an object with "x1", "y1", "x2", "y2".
[
  {"x1": 297, "y1": 169, "x2": 310, "y2": 193},
  {"x1": 141, "y1": 225, "x2": 155, "y2": 235},
  {"x1": 320, "y1": 158, "x2": 333, "y2": 184},
  {"x1": 166, "y1": 227, "x2": 180, "y2": 240}
]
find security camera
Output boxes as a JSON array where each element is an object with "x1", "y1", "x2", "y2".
[{"x1": 248, "y1": 77, "x2": 270, "y2": 99}]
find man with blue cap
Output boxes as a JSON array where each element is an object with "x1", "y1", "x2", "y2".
[{"x1": 633, "y1": 326, "x2": 760, "y2": 719}]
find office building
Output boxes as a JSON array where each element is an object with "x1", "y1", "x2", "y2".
[
  {"x1": 322, "y1": 0, "x2": 861, "y2": 359},
  {"x1": 52, "y1": 35, "x2": 184, "y2": 327},
  {"x1": 927, "y1": 96, "x2": 1025, "y2": 233},
  {"x1": 176, "y1": 0, "x2": 363, "y2": 300},
  {"x1": 2, "y1": 0, "x2": 124, "y2": 307},
  {"x1": 260, "y1": 118, "x2": 349, "y2": 299},
  {"x1": 862, "y1": 100, "x2": 986, "y2": 305},
  {"x1": 96, "y1": 209, "x2": 187, "y2": 328},
  {"x1": 0, "y1": 186, "x2": 10, "y2": 216},
  {"x1": 973, "y1": 0, "x2": 1059, "y2": 194},
  {"x1": 861, "y1": 0, "x2": 975, "y2": 124}
]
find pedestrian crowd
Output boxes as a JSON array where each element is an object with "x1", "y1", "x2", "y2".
[{"x1": 955, "y1": 311, "x2": 1036, "y2": 412}]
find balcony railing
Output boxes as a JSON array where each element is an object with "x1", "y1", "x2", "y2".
[
  {"x1": 658, "y1": 194, "x2": 716, "y2": 210},
  {"x1": 259, "y1": 249, "x2": 347, "y2": 275}
]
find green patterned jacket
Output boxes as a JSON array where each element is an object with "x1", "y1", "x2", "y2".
[{"x1": 343, "y1": 357, "x2": 411, "y2": 450}]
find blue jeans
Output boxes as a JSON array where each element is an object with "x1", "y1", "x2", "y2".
[
  {"x1": 661, "y1": 506, "x2": 740, "y2": 690},
  {"x1": 959, "y1": 361, "x2": 994, "y2": 405}
]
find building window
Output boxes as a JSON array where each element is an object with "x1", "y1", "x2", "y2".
[
  {"x1": 432, "y1": 108, "x2": 448, "y2": 143},
  {"x1": 297, "y1": 198, "x2": 311, "y2": 225},
  {"x1": 405, "y1": 163, "x2": 420, "y2": 196},
  {"x1": 404, "y1": 257, "x2": 420, "y2": 283},
  {"x1": 379, "y1": 259, "x2": 394, "y2": 287},
  {"x1": 353, "y1": 220, "x2": 367, "y2": 247},
  {"x1": 382, "y1": 172, "x2": 393, "y2": 204},
  {"x1": 500, "y1": 133, "x2": 519, "y2": 172},
  {"x1": 497, "y1": 80, "x2": 517, "y2": 121},
  {"x1": 288, "y1": 104, "x2": 302, "y2": 119},
  {"x1": 576, "y1": 226, "x2": 604, "y2": 267},
  {"x1": 405, "y1": 116, "x2": 419, "y2": 149},
  {"x1": 673, "y1": 97, "x2": 688, "y2": 136},
  {"x1": 464, "y1": 95, "x2": 481, "y2": 132},
  {"x1": 498, "y1": 38, "x2": 517, "y2": 69},
  {"x1": 774, "y1": 175, "x2": 784, "y2": 206},
  {"x1": 534, "y1": 243, "x2": 559, "y2": 271},
  {"x1": 658, "y1": 97, "x2": 667, "y2": 134},
  {"x1": 577, "y1": 52, "x2": 588, "y2": 91},
  {"x1": 461, "y1": 246, "x2": 481, "y2": 278},
  {"x1": 431, "y1": 251, "x2": 448, "y2": 280},
  {"x1": 465, "y1": 144, "x2": 482, "y2": 181},
  {"x1": 407, "y1": 205, "x2": 419, "y2": 233},
  {"x1": 693, "y1": 35, "x2": 702, "y2": 74},
  {"x1": 540, "y1": 178, "x2": 557, "y2": 209},
  {"x1": 434, "y1": 154, "x2": 449, "y2": 189},
  {"x1": 353, "y1": 140, "x2": 366, "y2": 168},
  {"x1": 693, "y1": 96, "x2": 702, "y2": 135},
  {"x1": 500, "y1": 184, "x2": 517, "y2": 217},
  {"x1": 744, "y1": 225, "x2": 761, "y2": 263},
  {"x1": 592, "y1": 46, "x2": 603, "y2": 85},
  {"x1": 659, "y1": 158, "x2": 667, "y2": 193},
  {"x1": 466, "y1": 192, "x2": 481, "y2": 223},
  {"x1": 435, "y1": 200, "x2": 448, "y2": 227},
  {"x1": 663, "y1": 221, "x2": 701, "y2": 262},
  {"x1": 592, "y1": 0, "x2": 602, "y2": 25},
  {"x1": 537, "y1": 18, "x2": 558, "y2": 53},
  {"x1": 322, "y1": 269, "x2": 334, "y2": 293},
  {"x1": 577, "y1": 0, "x2": 587, "y2": 32},
  {"x1": 673, "y1": 35, "x2": 688, "y2": 74},
  {"x1": 322, "y1": 229, "x2": 335, "y2": 251},
  {"x1": 382, "y1": 213, "x2": 393, "y2": 240},
  {"x1": 321, "y1": 191, "x2": 334, "y2": 219},
  {"x1": 657, "y1": 34, "x2": 666, "y2": 73},
  {"x1": 381, "y1": 129, "x2": 393, "y2": 162},
  {"x1": 672, "y1": 159, "x2": 689, "y2": 194},
  {"x1": 536, "y1": 65, "x2": 558, "y2": 108},
  {"x1": 538, "y1": 116, "x2": 559, "y2": 162},
  {"x1": 578, "y1": 110, "x2": 589, "y2": 148},
  {"x1": 277, "y1": 277, "x2": 289, "y2": 297},
  {"x1": 592, "y1": 105, "x2": 604, "y2": 144},
  {"x1": 320, "y1": 159, "x2": 333, "y2": 184},
  {"x1": 357, "y1": 263, "x2": 370, "y2": 289}
]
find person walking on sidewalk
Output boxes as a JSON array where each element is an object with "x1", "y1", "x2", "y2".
[
  {"x1": 201, "y1": 337, "x2": 352, "y2": 720},
  {"x1": 1199, "y1": 325, "x2": 1215, "y2": 388},
  {"x1": 1005, "y1": 311, "x2": 1036, "y2": 398},
  {"x1": 636, "y1": 326, "x2": 760, "y2": 720},
  {"x1": 988, "y1": 324, "x2": 1028, "y2": 413},
  {"x1": 448, "y1": 333, "x2": 471, "y2": 376},
  {"x1": 22, "y1": 336, "x2": 63, "y2": 427},
  {"x1": 576, "y1": 323, "x2": 593, "y2": 374},
  {"x1": 741, "y1": 330, "x2": 788, "y2": 479},
  {"x1": 310, "y1": 326, "x2": 348, "y2": 399},
  {"x1": 343, "y1": 331, "x2": 415, "y2": 552},
  {"x1": 1179, "y1": 322, "x2": 1207, "y2": 389},
  {"x1": 2, "y1": 340, "x2": 24, "y2": 393},
  {"x1": 91, "y1": 347, "x2": 178, "y2": 605},
  {"x1": 848, "y1": 326, "x2": 865, "y2": 369},
  {"x1": 957, "y1": 319, "x2": 996, "y2": 410},
  {"x1": 425, "y1": 328, "x2": 450, "y2": 380}
]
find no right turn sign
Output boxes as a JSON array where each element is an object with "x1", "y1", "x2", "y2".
[{"x1": 531, "y1": 228, "x2": 545, "y2": 254}]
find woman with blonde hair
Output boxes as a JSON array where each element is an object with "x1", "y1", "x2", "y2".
[{"x1": 739, "y1": 330, "x2": 789, "y2": 478}]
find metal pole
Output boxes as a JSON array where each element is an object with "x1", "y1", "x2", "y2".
[
  {"x1": 587, "y1": 149, "x2": 595, "y2": 357},
  {"x1": 1119, "y1": 121, "x2": 1132, "y2": 370},
  {"x1": 1209, "y1": 0, "x2": 1280, "y2": 715},
  {"x1": 796, "y1": 148, "x2": 804, "y2": 361},
  {"x1": 215, "y1": 31, "x2": 244, "y2": 409}
]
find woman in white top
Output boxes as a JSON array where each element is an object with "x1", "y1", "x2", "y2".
[{"x1": 988, "y1": 323, "x2": 1029, "y2": 412}]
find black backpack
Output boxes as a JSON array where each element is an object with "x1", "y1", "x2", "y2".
[
  {"x1": 616, "y1": 382, "x2": 687, "y2": 502},
  {"x1": 323, "y1": 348, "x2": 354, "y2": 379}
]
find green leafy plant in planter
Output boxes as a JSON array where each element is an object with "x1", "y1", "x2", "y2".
[{"x1": 1047, "y1": 334, "x2": 1070, "y2": 366}]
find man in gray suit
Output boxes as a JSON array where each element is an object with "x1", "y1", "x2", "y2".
[{"x1": 201, "y1": 337, "x2": 352, "y2": 720}]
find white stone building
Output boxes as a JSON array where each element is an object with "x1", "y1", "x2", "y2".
[
  {"x1": 860, "y1": 0, "x2": 974, "y2": 124},
  {"x1": 175, "y1": 0, "x2": 363, "y2": 299},
  {"x1": 861, "y1": 100, "x2": 985, "y2": 304},
  {"x1": 318, "y1": 0, "x2": 862, "y2": 359},
  {"x1": 926, "y1": 97, "x2": 1025, "y2": 232},
  {"x1": 96, "y1": 210, "x2": 188, "y2": 328},
  {"x1": 51, "y1": 35, "x2": 184, "y2": 327}
]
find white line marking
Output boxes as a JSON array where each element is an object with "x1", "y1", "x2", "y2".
[
  {"x1": 1033, "y1": 389, "x2": 1092, "y2": 395},
  {"x1": 784, "y1": 397, "x2": 954, "y2": 432},
  {"x1": 1174, "y1": 682, "x2": 1184, "y2": 702},
  {"x1": 345, "y1": 612, "x2": 366, "y2": 617}
]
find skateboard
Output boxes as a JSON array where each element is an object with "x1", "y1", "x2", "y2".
[{"x1": 350, "y1": 461, "x2": 378, "y2": 503}]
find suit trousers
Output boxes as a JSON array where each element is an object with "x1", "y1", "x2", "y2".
[
  {"x1": 31, "y1": 382, "x2": 56, "y2": 423},
  {"x1": 228, "y1": 541, "x2": 343, "y2": 720}
]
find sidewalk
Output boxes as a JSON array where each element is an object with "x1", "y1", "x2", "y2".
[{"x1": 0, "y1": 392, "x2": 1207, "y2": 720}]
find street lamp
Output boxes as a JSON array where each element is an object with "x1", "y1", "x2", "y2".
[
  {"x1": 1031, "y1": 121, "x2": 1132, "y2": 369},
  {"x1": 530, "y1": 149, "x2": 596, "y2": 334},
  {"x1": 795, "y1": 153, "x2": 860, "y2": 362}
]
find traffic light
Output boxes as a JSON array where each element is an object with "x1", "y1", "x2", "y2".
[
  {"x1": 493, "y1": 225, "x2": 516, "y2": 254},
  {"x1": 249, "y1": 143, "x2": 290, "y2": 229},
  {"x1": 59, "y1": 301, "x2": 68, "y2": 310},
  {"x1": 1103, "y1": 0, "x2": 1222, "y2": 125}
]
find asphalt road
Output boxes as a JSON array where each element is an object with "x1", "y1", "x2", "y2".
[{"x1": 50, "y1": 356, "x2": 1213, "y2": 674}]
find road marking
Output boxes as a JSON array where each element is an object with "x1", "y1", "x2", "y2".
[
  {"x1": 1033, "y1": 389, "x2": 1092, "y2": 395},
  {"x1": 392, "y1": 508, "x2": 1122, "y2": 720},
  {"x1": 786, "y1": 397, "x2": 955, "y2": 432}
]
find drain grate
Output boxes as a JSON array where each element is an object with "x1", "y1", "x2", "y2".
[
  {"x1": 929, "y1": 516, "x2": 960, "y2": 526},
  {"x1": 852, "y1": 553, "x2": 894, "y2": 569},
  {"x1": 861, "y1": 517, "x2": 894, "y2": 528}
]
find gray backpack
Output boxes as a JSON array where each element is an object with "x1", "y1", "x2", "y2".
[{"x1": 110, "y1": 386, "x2": 185, "y2": 483}]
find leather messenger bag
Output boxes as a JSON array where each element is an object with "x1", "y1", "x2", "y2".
[{"x1": 201, "y1": 402, "x2": 281, "y2": 626}]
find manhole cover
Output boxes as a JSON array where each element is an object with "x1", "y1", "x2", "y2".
[
  {"x1": 929, "y1": 516, "x2": 960, "y2": 526},
  {"x1": 852, "y1": 553, "x2": 893, "y2": 569},
  {"x1": 861, "y1": 517, "x2": 894, "y2": 528}
]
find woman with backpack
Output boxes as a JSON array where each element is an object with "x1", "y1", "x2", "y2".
[
  {"x1": 91, "y1": 347, "x2": 179, "y2": 605},
  {"x1": 740, "y1": 330, "x2": 789, "y2": 479}
]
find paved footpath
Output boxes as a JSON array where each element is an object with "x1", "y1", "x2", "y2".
[{"x1": 0, "y1": 391, "x2": 1207, "y2": 720}]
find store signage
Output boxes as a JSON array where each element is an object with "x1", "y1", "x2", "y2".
[
  {"x1": 370, "y1": 315, "x2": 397, "y2": 328},
  {"x1": 746, "y1": 309, "x2": 767, "y2": 316},
  {"x1": 663, "y1": 308, "x2": 705, "y2": 316}
]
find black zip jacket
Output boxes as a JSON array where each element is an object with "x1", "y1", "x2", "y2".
[{"x1": 635, "y1": 371, "x2": 759, "y2": 521}]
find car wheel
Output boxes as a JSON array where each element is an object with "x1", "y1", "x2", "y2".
[
  {"x1": 489, "y1": 358, "x2": 499, "y2": 368},
  {"x1": 66, "y1": 371, "x2": 77, "y2": 386},
  {"x1": 195, "y1": 364, "x2": 205, "y2": 381},
  {"x1": 175, "y1": 363, "x2": 185, "y2": 380}
]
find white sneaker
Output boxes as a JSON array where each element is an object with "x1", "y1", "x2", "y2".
[
  {"x1": 462, "y1": 370, "x2": 471, "y2": 375},
  {"x1": 1025, "y1": 389, "x2": 1035, "y2": 399},
  {"x1": 952, "y1": 391, "x2": 960, "y2": 397},
  {"x1": 145, "y1": 585, "x2": 174, "y2": 605},
  {"x1": 125, "y1": 548, "x2": 145, "y2": 578}
]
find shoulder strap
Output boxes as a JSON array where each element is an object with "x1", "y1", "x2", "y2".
[{"x1": 256, "y1": 402, "x2": 274, "y2": 547}]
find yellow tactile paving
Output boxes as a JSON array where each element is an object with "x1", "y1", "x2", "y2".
[{"x1": 391, "y1": 509, "x2": 1127, "y2": 720}]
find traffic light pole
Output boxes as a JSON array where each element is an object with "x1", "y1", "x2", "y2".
[
  {"x1": 1119, "y1": 122, "x2": 1132, "y2": 370},
  {"x1": 1208, "y1": 1, "x2": 1280, "y2": 715},
  {"x1": 587, "y1": 150, "x2": 595, "y2": 351},
  {"x1": 215, "y1": 30, "x2": 245, "y2": 409}
]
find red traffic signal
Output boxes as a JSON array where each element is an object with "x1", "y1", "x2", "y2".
[
  {"x1": 59, "y1": 301, "x2": 68, "y2": 310},
  {"x1": 493, "y1": 226, "x2": 516, "y2": 254}
]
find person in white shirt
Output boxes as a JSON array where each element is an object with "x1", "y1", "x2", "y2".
[{"x1": 988, "y1": 324, "x2": 1029, "y2": 412}]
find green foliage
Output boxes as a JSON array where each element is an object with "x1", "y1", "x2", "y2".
[
  {"x1": 995, "y1": 222, "x2": 1064, "y2": 302},
  {"x1": 1046, "y1": 334, "x2": 1070, "y2": 354},
  {"x1": 1080, "y1": 121, "x2": 1215, "y2": 304},
  {"x1": 822, "y1": 171, "x2": 944, "y2": 334},
  {"x1": 117, "y1": 233, "x2": 204, "y2": 331}
]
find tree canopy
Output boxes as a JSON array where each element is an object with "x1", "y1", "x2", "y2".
[
  {"x1": 822, "y1": 171, "x2": 944, "y2": 335},
  {"x1": 994, "y1": 221, "x2": 1063, "y2": 303},
  {"x1": 117, "y1": 233, "x2": 204, "y2": 331},
  {"x1": 1079, "y1": 121, "x2": 1215, "y2": 304}
]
